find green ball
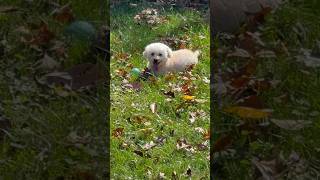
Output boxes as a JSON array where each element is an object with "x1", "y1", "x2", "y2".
[
  {"x1": 131, "y1": 68, "x2": 141, "y2": 78},
  {"x1": 64, "y1": 21, "x2": 96, "y2": 42}
]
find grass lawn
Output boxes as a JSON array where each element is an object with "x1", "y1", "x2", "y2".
[
  {"x1": 0, "y1": 0, "x2": 108, "y2": 179},
  {"x1": 213, "y1": 0, "x2": 320, "y2": 179},
  {"x1": 110, "y1": 2, "x2": 210, "y2": 179}
]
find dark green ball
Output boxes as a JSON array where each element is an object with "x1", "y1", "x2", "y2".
[{"x1": 64, "y1": 21, "x2": 96, "y2": 42}]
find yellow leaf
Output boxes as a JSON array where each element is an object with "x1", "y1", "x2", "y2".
[
  {"x1": 183, "y1": 95, "x2": 195, "y2": 101},
  {"x1": 224, "y1": 106, "x2": 271, "y2": 119}
]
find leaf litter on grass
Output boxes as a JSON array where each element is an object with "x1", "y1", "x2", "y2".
[
  {"x1": 0, "y1": 1, "x2": 109, "y2": 177},
  {"x1": 214, "y1": 2, "x2": 320, "y2": 178},
  {"x1": 110, "y1": 3, "x2": 210, "y2": 178}
]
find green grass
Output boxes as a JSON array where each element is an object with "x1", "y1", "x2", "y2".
[
  {"x1": 110, "y1": 3, "x2": 210, "y2": 179},
  {"x1": 213, "y1": 0, "x2": 320, "y2": 179},
  {"x1": 0, "y1": 0, "x2": 108, "y2": 179}
]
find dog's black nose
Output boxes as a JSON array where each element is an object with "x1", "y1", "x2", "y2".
[{"x1": 153, "y1": 59, "x2": 158, "y2": 64}]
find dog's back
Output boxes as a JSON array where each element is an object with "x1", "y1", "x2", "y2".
[{"x1": 166, "y1": 49, "x2": 200, "y2": 72}]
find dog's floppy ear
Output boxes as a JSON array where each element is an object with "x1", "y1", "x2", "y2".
[
  {"x1": 143, "y1": 50, "x2": 147, "y2": 58},
  {"x1": 167, "y1": 47, "x2": 173, "y2": 58}
]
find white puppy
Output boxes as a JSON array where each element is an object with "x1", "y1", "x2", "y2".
[{"x1": 143, "y1": 42, "x2": 200, "y2": 75}]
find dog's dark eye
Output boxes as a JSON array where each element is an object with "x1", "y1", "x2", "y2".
[
  {"x1": 159, "y1": 53, "x2": 162, "y2": 56},
  {"x1": 151, "y1": 53, "x2": 155, "y2": 56}
]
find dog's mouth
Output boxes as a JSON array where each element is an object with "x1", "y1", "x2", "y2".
[
  {"x1": 152, "y1": 59, "x2": 160, "y2": 72},
  {"x1": 153, "y1": 59, "x2": 160, "y2": 65}
]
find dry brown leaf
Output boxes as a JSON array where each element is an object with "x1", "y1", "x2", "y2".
[
  {"x1": 112, "y1": 128, "x2": 124, "y2": 138},
  {"x1": 53, "y1": 4, "x2": 74, "y2": 23},
  {"x1": 203, "y1": 130, "x2": 210, "y2": 140},
  {"x1": 115, "y1": 68, "x2": 128, "y2": 78},
  {"x1": 176, "y1": 138, "x2": 196, "y2": 153},
  {"x1": 30, "y1": 22, "x2": 55, "y2": 45}
]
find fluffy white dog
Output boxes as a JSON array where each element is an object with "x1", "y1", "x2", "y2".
[{"x1": 143, "y1": 42, "x2": 200, "y2": 75}]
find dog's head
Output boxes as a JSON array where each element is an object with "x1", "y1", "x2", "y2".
[{"x1": 143, "y1": 42, "x2": 173, "y2": 67}]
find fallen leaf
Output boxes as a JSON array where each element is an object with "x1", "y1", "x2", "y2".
[
  {"x1": 154, "y1": 136, "x2": 166, "y2": 145},
  {"x1": 114, "y1": 52, "x2": 131, "y2": 62},
  {"x1": 52, "y1": 4, "x2": 75, "y2": 23},
  {"x1": 270, "y1": 119, "x2": 312, "y2": 130},
  {"x1": 122, "y1": 82, "x2": 142, "y2": 91},
  {"x1": 163, "y1": 90, "x2": 175, "y2": 98},
  {"x1": 197, "y1": 142, "x2": 208, "y2": 151},
  {"x1": 185, "y1": 64, "x2": 195, "y2": 72},
  {"x1": 112, "y1": 128, "x2": 124, "y2": 138},
  {"x1": 115, "y1": 68, "x2": 128, "y2": 78},
  {"x1": 203, "y1": 130, "x2": 210, "y2": 140},
  {"x1": 181, "y1": 81, "x2": 193, "y2": 95},
  {"x1": 158, "y1": 172, "x2": 166, "y2": 179},
  {"x1": 172, "y1": 171, "x2": 178, "y2": 180},
  {"x1": 224, "y1": 106, "x2": 271, "y2": 119},
  {"x1": 176, "y1": 138, "x2": 196, "y2": 153},
  {"x1": 146, "y1": 170, "x2": 152, "y2": 178},
  {"x1": 203, "y1": 76, "x2": 210, "y2": 84},
  {"x1": 183, "y1": 95, "x2": 195, "y2": 101},
  {"x1": 142, "y1": 141, "x2": 157, "y2": 150},
  {"x1": 134, "y1": 8, "x2": 165, "y2": 25},
  {"x1": 252, "y1": 155, "x2": 287, "y2": 180},
  {"x1": 189, "y1": 112, "x2": 197, "y2": 123},
  {"x1": 37, "y1": 71, "x2": 72, "y2": 88},
  {"x1": 30, "y1": 22, "x2": 55, "y2": 45},
  {"x1": 194, "y1": 127, "x2": 205, "y2": 134},
  {"x1": 130, "y1": 115, "x2": 150, "y2": 124},
  {"x1": 119, "y1": 142, "x2": 129, "y2": 149},
  {"x1": 150, "y1": 103, "x2": 157, "y2": 114},
  {"x1": 37, "y1": 53, "x2": 60, "y2": 70},
  {"x1": 297, "y1": 49, "x2": 320, "y2": 68}
]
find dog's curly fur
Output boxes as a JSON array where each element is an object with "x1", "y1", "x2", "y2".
[{"x1": 143, "y1": 42, "x2": 200, "y2": 75}]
